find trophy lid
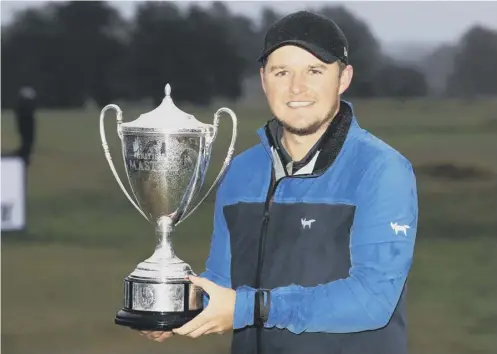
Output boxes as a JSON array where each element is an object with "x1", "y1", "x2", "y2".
[{"x1": 120, "y1": 84, "x2": 211, "y2": 134}]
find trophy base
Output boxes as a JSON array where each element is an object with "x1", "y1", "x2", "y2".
[
  {"x1": 115, "y1": 308, "x2": 203, "y2": 331},
  {"x1": 115, "y1": 274, "x2": 204, "y2": 331}
]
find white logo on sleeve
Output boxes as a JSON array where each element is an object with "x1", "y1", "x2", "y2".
[
  {"x1": 301, "y1": 218, "x2": 316, "y2": 229},
  {"x1": 391, "y1": 222, "x2": 410, "y2": 236}
]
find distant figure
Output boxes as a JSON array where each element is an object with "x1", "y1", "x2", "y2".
[{"x1": 14, "y1": 86, "x2": 37, "y2": 166}]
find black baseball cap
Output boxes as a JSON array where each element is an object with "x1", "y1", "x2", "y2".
[{"x1": 258, "y1": 11, "x2": 349, "y2": 66}]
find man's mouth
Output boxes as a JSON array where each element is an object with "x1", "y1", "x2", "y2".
[{"x1": 287, "y1": 101, "x2": 314, "y2": 108}]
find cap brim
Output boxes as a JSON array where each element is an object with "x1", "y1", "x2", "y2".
[{"x1": 257, "y1": 40, "x2": 339, "y2": 64}]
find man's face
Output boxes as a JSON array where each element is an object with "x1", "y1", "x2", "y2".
[{"x1": 260, "y1": 45, "x2": 352, "y2": 136}]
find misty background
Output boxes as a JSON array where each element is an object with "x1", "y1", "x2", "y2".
[{"x1": 2, "y1": 1, "x2": 497, "y2": 109}]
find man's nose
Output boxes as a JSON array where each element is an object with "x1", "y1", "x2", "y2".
[{"x1": 290, "y1": 74, "x2": 307, "y2": 95}]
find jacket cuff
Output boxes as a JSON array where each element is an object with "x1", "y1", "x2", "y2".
[{"x1": 233, "y1": 286, "x2": 256, "y2": 329}]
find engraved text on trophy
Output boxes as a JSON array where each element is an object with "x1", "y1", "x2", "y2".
[{"x1": 122, "y1": 135, "x2": 201, "y2": 222}]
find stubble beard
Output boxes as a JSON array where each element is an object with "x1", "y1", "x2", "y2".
[{"x1": 277, "y1": 103, "x2": 338, "y2": 137}]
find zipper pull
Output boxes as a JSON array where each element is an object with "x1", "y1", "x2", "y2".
[{"x1": 263, "y1": 210, "x2": 270, "y2": 221}]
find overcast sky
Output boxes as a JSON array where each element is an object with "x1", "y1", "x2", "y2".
[{"x1": 2, "y1": 1, "x2": 497, "y2": 45}]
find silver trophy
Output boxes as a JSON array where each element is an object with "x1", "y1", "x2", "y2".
[{"x1": 99, "y1": 84, "x2": 237, "y2": 330}]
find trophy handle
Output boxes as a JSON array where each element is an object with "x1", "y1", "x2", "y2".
[
  {"x1": 176, "y1": 107, "x2": 237, "y2": 225},
  {"x1": 99, "y1": 104, "x2": 150, "y2": 222}
]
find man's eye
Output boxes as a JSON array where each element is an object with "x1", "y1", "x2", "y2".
[
  {"x1": 310, "y1": 69, "x2": 322, "y2": 75},
  {"x1": 275, "y1": 71, "x2": 287, "y2": 77}
]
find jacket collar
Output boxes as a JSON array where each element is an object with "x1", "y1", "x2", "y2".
[{"x1": 257, "y1": 99, "x2": 357, "y2": 177}]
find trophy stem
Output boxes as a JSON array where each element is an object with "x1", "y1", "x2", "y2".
[{"x1": 154, "y1": 216, "x2": 177, "y2": 260}]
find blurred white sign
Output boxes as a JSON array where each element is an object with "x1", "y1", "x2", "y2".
[{"x1": 1, "y1": 156, "x2": 26, "y2": 231}]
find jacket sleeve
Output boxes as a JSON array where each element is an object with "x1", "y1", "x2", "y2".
[
  {"x1": 199, "y1": 183, "x2": 232, "y2": 308},
  {"x1": 233, "y1": 155, "x2": 418, "y2": 333}
]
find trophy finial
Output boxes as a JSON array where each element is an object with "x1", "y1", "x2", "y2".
[{"x1": 120, "y1": 81, "x2": 211, "y2": 131}]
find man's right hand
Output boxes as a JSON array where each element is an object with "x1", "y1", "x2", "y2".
[{"x1": 140, "y1": 331, "x2": 173, "y2": 342}]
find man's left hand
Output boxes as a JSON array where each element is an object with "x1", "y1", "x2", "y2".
[{"x1": 173, "y1": 275, "x2": 236, "y2": 338}]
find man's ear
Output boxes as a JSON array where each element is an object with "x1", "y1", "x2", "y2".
[
  {"x1": 339, "y1": 65, "x2": 354, "y2": 95},
  {"x1": 260, "y1": 67, "x2": 267, "y2": 94}
]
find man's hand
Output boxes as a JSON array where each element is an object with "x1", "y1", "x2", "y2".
[
  {"x1": 172, "y1": 275, "x2": 236, "y2": 338},
  {"x1": 139, "y1": 331, "x2": 173, "y2": 342}
]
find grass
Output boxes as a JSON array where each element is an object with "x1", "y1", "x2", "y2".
[{"x1": 1, "y1": 97, "x2": 497, "y2": 354}]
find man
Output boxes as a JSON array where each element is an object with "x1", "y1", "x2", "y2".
[
  {"x1": 15, "y1": 86, "x2": 37, "y2": 166},
  {"x1": 142, "y1": 10, "x2": 418, "y2": 354}
]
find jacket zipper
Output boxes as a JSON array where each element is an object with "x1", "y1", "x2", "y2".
[
  {"x1": 253, "y1": 171, "x2": 318, "y2": 354},
  {"x1": 255, "y1": 170, "x2": 283, "y2": 354}
]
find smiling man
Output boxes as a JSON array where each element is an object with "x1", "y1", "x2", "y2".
[{"x1": 141, "y1": 10, "x2": 418, "y2": 354}]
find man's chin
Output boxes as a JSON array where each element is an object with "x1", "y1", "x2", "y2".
[{"x1": 281, "y1": 122, "x2": 322, "y2": 136}]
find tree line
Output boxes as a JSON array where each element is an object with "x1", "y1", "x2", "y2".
[{"x1": 2, "y1": 1, "x2": 497, "y2": 109}]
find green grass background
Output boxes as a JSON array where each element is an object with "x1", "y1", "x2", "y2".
[{"x1": 2, "y1": 98, "x2": 496, "y2": 354}]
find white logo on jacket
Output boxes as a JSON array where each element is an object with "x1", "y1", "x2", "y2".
[
  {"x1": 390, "y1": 222, "x2": 410, "y2": 236},
  {"x1": 301, "y1": 218, "x2": 316, "y2": 229}
]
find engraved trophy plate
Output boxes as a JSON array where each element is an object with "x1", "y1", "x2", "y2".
[{"x1": 99, "y1": 84, "x2": 237, "y2": 331}]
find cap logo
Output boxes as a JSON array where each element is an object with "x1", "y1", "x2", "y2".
[{"x1": 344, "y1": 47, "x2": 348, "y2": 58}]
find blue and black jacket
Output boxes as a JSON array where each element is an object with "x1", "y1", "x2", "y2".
[{"x1": 201, "y1": 100, "x2": 418, "y2": 354}]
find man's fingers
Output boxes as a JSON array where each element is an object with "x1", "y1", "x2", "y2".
[
  {"x1": 188, "y1": 275, "x2": 214, "y2": 293},
  {"x1": 154, "y1": 332, "x2": 173, "y2": 342},
  {"x1": 173, "y1": 311, "x2": 210, "y2": 336},
  {"x1": 139, "y1": 330, "x2": 157, "y2": 338},
  {"x1": 139, "y1": 330, "x2": 173, "y2": 341},
  {"x1": 186, "y1": 322, "x2": 216, "y2": 338},
  {"x1": 146, "y1": 332, "x2": 162, "y2": 340},
  {"x1": 204, "y1": 327, "x2": 225, "y2": 335}
]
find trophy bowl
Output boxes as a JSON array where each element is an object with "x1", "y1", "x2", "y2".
[{"x1": 99, "y1": 84, "x2": 237, "y2": 331}]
